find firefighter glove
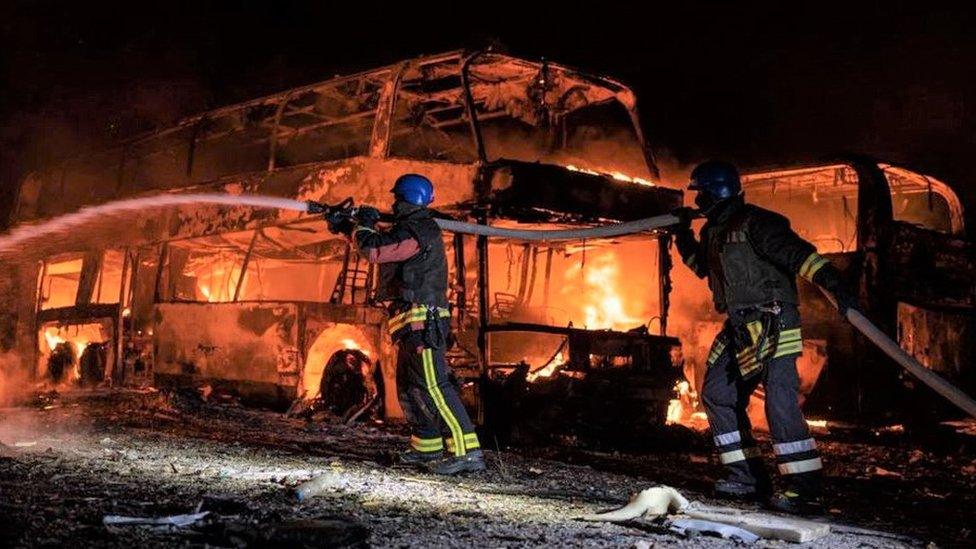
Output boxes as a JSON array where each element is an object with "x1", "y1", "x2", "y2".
[
  {"x1": 831, "y1": 285, "x2": 858, "y2": 316},
  {"x1": 812, "y1": 265, "x2": 857, "y2": 315},
  {"x1": 671, "y1": 206, "x2": 697, "y2": 229},
  {"x1": 325, "y1": 210, "x2": 355, "y2": 236},
  {"x1": 355, "y1": 205, "x2": 381, "y2": 228}
]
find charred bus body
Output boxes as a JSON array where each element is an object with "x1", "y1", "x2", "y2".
[{"x1": 2, "y1": 51, "x2": 682, "y2": 429}]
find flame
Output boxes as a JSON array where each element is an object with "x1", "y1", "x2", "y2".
[
  {"x1": 666, "y1": 380, "x2": 692, "y2": 425},
  {"x1": 190, "y1": 260, "x2": 243, "y2": 302},
  {"x1": 572, "y1": 252, "x2": 643, "y2": 330},
  {"x1": 44, "y1": 329, "x2": 66, "y2": 352},
  {"x1": 341, "y1": 338, "x2": 369, "y2": 356},
  {"x1": 41, "y1": 327, "x2": 93, "y2": 382},
  {"x1": 526, "y1": 352, "x2": 565, "y2": 382},
  {"x1": 303, "y1": 324, "x2": 378, "y2": 399},
  {"x1": 42, "y1": 328, "x2": 88, "y2": 358},
  {"x1": 666, "y1": 379, "x2": 709, "y2": 430},
  {"x1": 565, "y1": 164, "x2": 654, "y2": 186},
  {"x1": 666, "y1": 399, "x2": 682, "y2": 424}
]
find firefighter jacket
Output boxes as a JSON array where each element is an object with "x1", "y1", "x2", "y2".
[
  {"x1": 675, "y1": 196, "x2": 836, "y2": 313},
  {"x1": 676, "y1": 196, "x2": 849, "y2": 378},
  {"x1": 354, "y1": 207, "x2": 450, "y2": 310}
]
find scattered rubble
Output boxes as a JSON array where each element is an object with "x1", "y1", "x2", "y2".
[{"x1": 0, "y1": 390, "x2": 972, "y2": 547}]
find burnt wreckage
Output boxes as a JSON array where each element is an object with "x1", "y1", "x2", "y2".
[{"x1": 1, "y1": 51, "x2": 973, "y2": 442}]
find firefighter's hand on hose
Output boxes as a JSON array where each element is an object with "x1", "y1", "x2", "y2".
[
  {"x1": 812, "y1": 266, "x2": 858, "y2": 315},
  {"x1": 325, "y1": 210, "x2": 355, "y2": 236},
  {"x1": 670, "y1": 207, "x2": 701, "y2": 272},
  {"x1": 830, "y1": 286, "x2": 858, "y2": 316},
  {"x1": 671, "y1": 207, "x2": 697, "y2": 230},
  {"x1": 355, "y1": 205, "x2": 381, "y2": 228}
]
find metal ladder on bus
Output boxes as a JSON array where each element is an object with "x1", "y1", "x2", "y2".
[{"x1": 330, "y1": 244, "x2": 374, "y2": 305}]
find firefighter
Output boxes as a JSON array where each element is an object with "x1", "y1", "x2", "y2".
[
  {"x1": 672, "y1": 160, "x2": 857, "y2": 514},
  {"x1": 324, "y1": 173, "x2": 485, "y2": 475}
]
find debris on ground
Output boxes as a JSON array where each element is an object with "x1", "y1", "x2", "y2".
[
  {"x1": 103, "y1": 511, "x2": 212, "y2": 531},
  {"x1": 669, "y1": 518, "x2": 760, "y2": 543},
  {"x1": 0, "y1": 390, "x2": 970, "y2": 547},
  {"x1": 582, "y1": 485, "x2": 830, "y2": 543}
]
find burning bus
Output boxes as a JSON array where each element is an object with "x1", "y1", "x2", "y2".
[{"x1": 1, "y1": 51, "x2": 683, "y2": 429}]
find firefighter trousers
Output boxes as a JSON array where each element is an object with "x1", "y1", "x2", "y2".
[
  {"x1": 395, "y1": 331, "x2": 480, "y2": 457},
  {"x1": 702, "y1": 349, "x2": 822, "y2": 495}
]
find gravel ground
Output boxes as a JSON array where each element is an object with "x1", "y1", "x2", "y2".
[{"x1": 0, "y1": 389, "x2": 968, "y2": 548}]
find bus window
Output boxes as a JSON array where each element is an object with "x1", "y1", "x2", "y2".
[
  {"x1": 38, "y1": 255, "x2": 84, "y2": 310},
  {"x1": 882, "y1": 165, "x2": 965, "y2": 235},
  {"x1": 92, "y1": 250, "x2": 126, "y2": 304},
  {"x1": 743, "y1": 165, "x2": 860, "y2": 254}
]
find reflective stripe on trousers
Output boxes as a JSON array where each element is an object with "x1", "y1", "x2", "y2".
[
  {"x1": 388, "y1": 305, "x2": 451, "y2": 335},
  {"x1": 720, "y1": 446, "x2": 762, "y2": 464},
  {"x1": 779, "y1": 457, "x2": 823, "y2": 475},
  {"x1": 410, "y1": 435, "x2": 444, "y2": 453}
]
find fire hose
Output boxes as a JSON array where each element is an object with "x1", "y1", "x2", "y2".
[
  {"x1": 818, "y1": 289, "x2": 976, "y2": 419},
  {"x1": 306, "y1": 198, "x2": 683, "y2": 241}
]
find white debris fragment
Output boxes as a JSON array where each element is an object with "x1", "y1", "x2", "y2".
[
  {"x1": 669, "y1": 518, "x2": 759, "y2": 544},
  {"x1": 582, "y1": 485, "x2": 831, "y2": 543},
  {"x1": 581, "y1": 486, "x2": 689, "y2": 521},
  {"x1": 103, "y1": 511, "x2": 211, "y2": 530}
]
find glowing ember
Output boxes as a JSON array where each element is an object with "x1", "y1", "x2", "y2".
[
  {"x1": 806, "y1": 419, "x2": 828, "y2": 429},
  {"x1": 526, "y1": 352, "x2": 565, "y2": 382},
  {"x1": 565, "y1": 164, "x2": 654, "y2": 186}
]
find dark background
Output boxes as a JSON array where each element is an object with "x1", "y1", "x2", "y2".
[{"x1": 2, "y1": 1, "x2": 973, "y2": 226}]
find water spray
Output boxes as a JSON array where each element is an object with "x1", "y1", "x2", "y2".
[{"x1": 0, "y1": 193, "x2": 685, "y2": 259}]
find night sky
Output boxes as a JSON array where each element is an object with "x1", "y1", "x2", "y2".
[{"x1": 2, "y1": 1, "x2": 974, "y2": 226}]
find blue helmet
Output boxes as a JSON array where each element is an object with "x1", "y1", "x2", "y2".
[
  {"x1": 391, "y1": 173, "x2": 434, "y2": 206},
  {"x1": 688, "y1": 160, "x2": 742, "y2": 200}
]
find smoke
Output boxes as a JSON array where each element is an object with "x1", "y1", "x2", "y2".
[
  {"x1": 480, "y1": 120, "x2": 656, "y2": 181},
  {"x1": 652, "y1": 148, "x2": 697, "y2": 189}
]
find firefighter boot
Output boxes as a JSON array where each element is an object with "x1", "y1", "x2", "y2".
[
  {"x1": 714, "y1": 475, "x2": 772, "y2": 501},
  {"x1": 768, "y1": 472, "x2": 824, "y2": 515},
  {"x1": 399, "y1": 449, "x2": 442, "y2": 467},
  {"x1": 427, "y1": 449, "x2": 486, "y2": 475},
  {"x1": 714, "y1": 457, "x2": 772, "y2": 500},
  {"x1": 715, "y1": 479, "x2": 762, "y2": 499}
]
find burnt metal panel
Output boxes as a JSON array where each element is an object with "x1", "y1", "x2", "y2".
[
  {"x1": 887, "y1": 222, "x2": 975, "y2": 310},
  {"x1": 36, "y1": 304, "x2": 120, "y2": 324},
  {"x1": 153, "y1": 302, "x2": 300, "y2": 388},
  {"x1": 488, "y1": 161, "x2": 682, "y2": 222}
]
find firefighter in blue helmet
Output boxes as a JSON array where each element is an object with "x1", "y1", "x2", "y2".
[
  {"x1": 325, "y1": 173, "x2": 485, "y2": 475},
  {"x1": 672, "y1": 160, "x2": 857, "y2": 514}
]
